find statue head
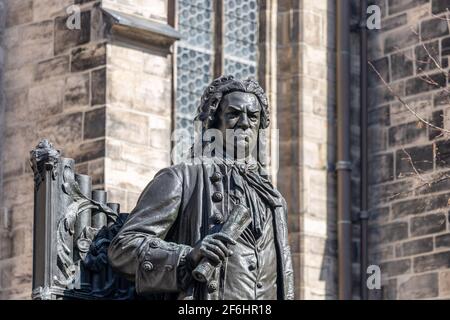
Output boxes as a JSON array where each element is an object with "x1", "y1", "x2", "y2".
[{"x1": 194, "y1": 75, "x2": 270, "y2": 160}]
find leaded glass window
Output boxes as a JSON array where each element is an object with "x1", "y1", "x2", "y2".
[
  {"x1": 176, "y1": 0, "x2": 214, "y2": 136},
  {"x1": 224, "y1": 0, "x2": 258, "y2": 79}
]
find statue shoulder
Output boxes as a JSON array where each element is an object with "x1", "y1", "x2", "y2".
[{"x1": 156, "y1": 161, "x2": 204, "y2": 181}]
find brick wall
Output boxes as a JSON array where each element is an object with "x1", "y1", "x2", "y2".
[{"x1": 368, "y1": 0, "x2": 450, "y2": 299}]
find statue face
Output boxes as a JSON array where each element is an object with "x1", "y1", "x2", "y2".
[{"x1": 216, "y1": 92, "x2": 261, "y2": 159}]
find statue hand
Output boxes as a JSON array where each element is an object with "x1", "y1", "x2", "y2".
[{"x1": 187, "y1": 232, "x2": 237, "y2": 267}]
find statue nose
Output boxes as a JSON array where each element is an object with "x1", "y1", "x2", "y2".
[{"x1": 238, "y1": 113, "x2": 250, "y2": 130}]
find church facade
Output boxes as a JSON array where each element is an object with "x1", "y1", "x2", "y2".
[{"x1": 0, "y1": 0, "x2": 449, "y2": 300}]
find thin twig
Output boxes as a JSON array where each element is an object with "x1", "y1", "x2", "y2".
[
  {"x1": 387, "y1": 173, "x2": 450, "y2": 201},
  {"x1": 368, "y1": 61, "x2": 450, "y2": 134},
  {"x1": 400, "y1": 148, "x2": 429, "y2": 183}
]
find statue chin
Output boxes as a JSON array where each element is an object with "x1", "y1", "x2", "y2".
[{"x1": 223, "y1": 142, "x2": 252, "y2": 160}]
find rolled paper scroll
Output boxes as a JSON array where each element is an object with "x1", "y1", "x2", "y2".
[{"x1": 192, "y1": 203, "x2": 251, "y2": 283}]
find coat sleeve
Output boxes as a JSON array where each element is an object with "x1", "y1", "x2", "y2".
[{"x1": 108, "y1": 167, "x2": 192, "y2": 294}]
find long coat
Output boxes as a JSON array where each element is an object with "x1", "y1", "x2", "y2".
[{"x1": 108, "y1": 159, "x2": 294, "y2": 300}]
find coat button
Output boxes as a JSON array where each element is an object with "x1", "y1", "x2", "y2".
[
  {"x1": 248, "y1": 262, "x2": 256, "y2": 271},
  {"x1": 211, "y1": 172, "x2": 222, "y2": 183},
  {"x1": 149, "y1": 238, "x2": 160, "y2": 248},
  {"x1": 256, "y1": 282, "x2": 263, "y2": 289},
  {"x1": 213, "y1": 213, "x2": 224, "y2": 224},
  {"x1": 143, "y1": 261, "x2": 154, "y2": 272},
  {"x1": 207, "y1": 280, "x2": 218, "y2": 293},
  {"x1": 212, "y1": 191, "x2": 223, "y2": 202},
  {"x1": 165, "y1": 265, "x2": 174, "y2": 271}
]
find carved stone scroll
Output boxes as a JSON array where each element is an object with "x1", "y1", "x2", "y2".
[{"x1": 31, "y1": 140, "x2": 134, "y2": 300}]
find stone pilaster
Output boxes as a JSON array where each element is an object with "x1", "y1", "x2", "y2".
[
  {"x1": 276, "y1": 0, "x2": 338, "y2": 299},
  {"x1": 0, "y1": 0, "x2": 6, "y2": 231}
]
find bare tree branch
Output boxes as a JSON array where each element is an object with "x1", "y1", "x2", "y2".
[
  {"x1": 399, "y1": 148, "x2": 429, "y2": 183},
  {"x1": 369, "y1": 22, "x2": 450, "y2": 205},
  {"x1": 368, "y1": 61, "x2": 450, "y2": 134}
]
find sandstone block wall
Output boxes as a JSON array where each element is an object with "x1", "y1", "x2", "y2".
[
  {"x1": 0, "y1": 0, "x2": 174, "y2": 299},
  {"x1": 368, "y1": 0, "x2": 450, "y2": 299}
]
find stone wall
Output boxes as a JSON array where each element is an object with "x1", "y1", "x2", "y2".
[
  {"x1": 350, "y1": 0, "x2": 363, "y2": 300},
  {"x1": 0, "y1": 0, "x2": 174, "y2": 299},
  {"x1": 4, "y1": 0, "x2": 449, "y2": 301},
  {"x1": 0, "y1": 0, "x2": 5, "y2": 257},
  {"x1": 104, "y1": 40, "x2": 173, "y2": 213},
  {"x1": 368, "y1": 0, "x2": 450, "y2": 299},
  {"x1": 1, "y1": 0, "x2": 340, "y2": 299},
  {"x1": 102, "y1": 0, "x2": 167, "y2": 22},
  {"x1": 0, "y1": 0, "x2": 107, "y2": 299},
  {"x1": 276, "y1": 0, "x2": 338, "y2": 299},
  {"x1": 87, "y1": 0, "x2": 172, "y2": 213}
]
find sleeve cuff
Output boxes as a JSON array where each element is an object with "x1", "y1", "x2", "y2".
[{"x1": 135, "y1": 237, "x2": 192, "y2": 294}]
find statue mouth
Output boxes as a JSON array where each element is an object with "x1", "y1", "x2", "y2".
[
  {"x1": 235, "y1": 134, "x2": 250, "y2": 142},
  {"x1": 235, "y1": 136, "x2": 250, "y2": 146}
]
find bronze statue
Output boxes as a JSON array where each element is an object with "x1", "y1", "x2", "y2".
[{"x1": 108, "y1": 75, "x2": 294, "y2": 300}]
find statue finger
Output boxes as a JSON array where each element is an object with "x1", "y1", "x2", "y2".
[
  {"x1": 200, "y1": 247, "x2": 221, "y2": 264},
  {"x1": 213, "y1": 232, "x2": 237, "y2": 245},
  {"x1": 208, "y1": 238, "x2": 233, "y2": 256},
  {"x1": 204, "y1": 242, "x2": 227, "y2": 260}
]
